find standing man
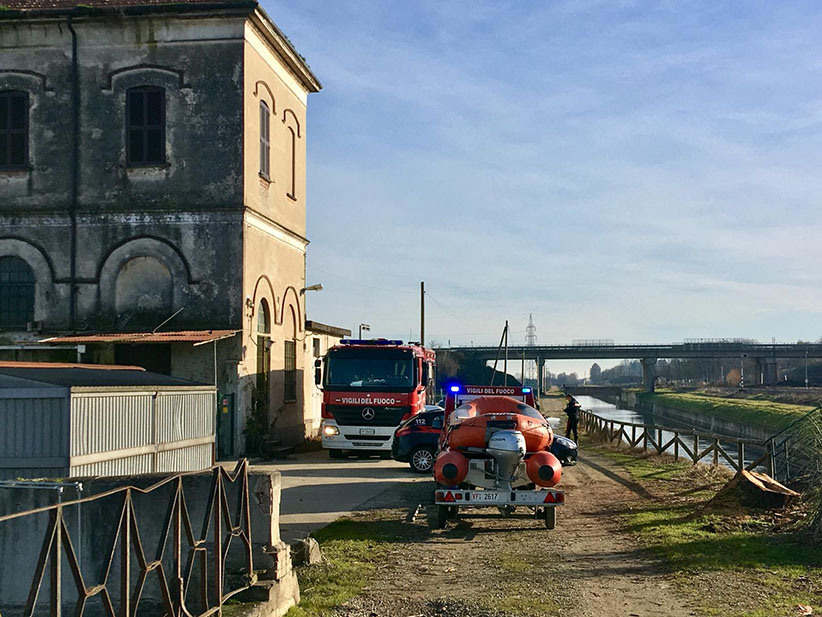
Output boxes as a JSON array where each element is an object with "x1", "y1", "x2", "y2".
[{"x1": 563, "y1": 394, "x2": 581, "y2": 442}]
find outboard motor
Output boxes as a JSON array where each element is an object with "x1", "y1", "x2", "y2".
[{"x1": 486, "y1": 430, "x2": 526, "y2": 490}]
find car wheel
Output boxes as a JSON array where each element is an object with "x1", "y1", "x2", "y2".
[
  {"x1": 328, "y1": 449, "x2": 343, "y2": 459},
  {"x1": 409, "y1": 447, "x2": 435, "y2": 473}
]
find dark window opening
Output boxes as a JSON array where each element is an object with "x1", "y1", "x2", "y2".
[
  {"x1": 0, "y1": 91, "x2": 29, "y2": 170},
  {"x1": 260, "y1": 101, "x2": 270, "y2": 179},
  {"x1": 0, "y1": 256, "x2": 35, "y2": 328},
  {"x1": 284, "y1": 339, "x2": 297, "y2": 402},
  {"x1": 127, "y1": 86, "x2": 165, "y2": 166},
  {"x1": 257, "y1": 300, "x2": 271, "y2": 407},
  {"x1": 114, "y1": 343, "x2": 171, "y2": 375}
]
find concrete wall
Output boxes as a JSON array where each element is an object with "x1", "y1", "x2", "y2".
[
  {"x1": 0, "y1": 8, "x2": 318, "y2": 457},
  {"x1": 302, "y1": 330, "x2": 345, "y2": 438},
  {"x1": 0, "y1": 467, "x2": 288, "y2": 614},
  {"x1": 0, "y1": 15, "x2": 247, "y2": 331},
  {"x1": 619, "y1": 391, "x2": 777, "y2": 442},
  {"x1": 243, "y1": 23, "x2": 308, "y2": 238},
  {"x1": 239, "y1": 220, "x2": 306, "y2": 447}
]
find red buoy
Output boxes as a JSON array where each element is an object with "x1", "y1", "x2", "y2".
[
  {"x1": 526, "y1": 450, "x2": 562, "y2": 487},
  {"x1": 433, "y1": 449, "x2": 469, "y2": 486}
]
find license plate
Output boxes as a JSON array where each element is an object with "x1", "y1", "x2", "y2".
[
  {"x1": 359, "y1": 428, "x2": 376, "y2": 435},
  {"x1": 470, "y1": 491, "x2": 503, "y2": 502}
]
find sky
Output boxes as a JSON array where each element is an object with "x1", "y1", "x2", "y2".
[{"x1": 264, "y1": 1, "x2": 822, "y2": 375}]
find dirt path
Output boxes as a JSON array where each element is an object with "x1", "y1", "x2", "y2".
[{"x1": 331, "y1": 450, "x2": 701, "y2": 617}]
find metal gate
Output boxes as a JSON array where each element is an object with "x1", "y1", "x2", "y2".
[{"x1": 0, "y1": 461, "x2": 253, "y2": 617}]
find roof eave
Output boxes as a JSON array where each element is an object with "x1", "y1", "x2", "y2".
[
  {"x1": 248, "y1": 6, "x2": 322, "y2": 93},
  {"x1": 0, "y1": 2, "x2": 257, "y2": 21}
]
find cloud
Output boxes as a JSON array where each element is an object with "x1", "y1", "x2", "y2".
[{"x1": 269, "y1": 0, "x2": 822, "y2": 364}]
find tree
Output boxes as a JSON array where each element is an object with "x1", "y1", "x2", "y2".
[{"x1": 590, "y1": 363, "x2": 602, "y2": 383}]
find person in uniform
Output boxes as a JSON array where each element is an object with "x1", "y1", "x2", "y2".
[{"x1": 563, "y1": 394, "x2": 581, "y2": 442}]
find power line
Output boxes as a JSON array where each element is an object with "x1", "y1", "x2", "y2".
[
  {"x1": 423, "y1": 290, "x2": 478, "y2": 327},
  {"x1": 306, "y1": 262, "x2": 416, "y2": 295}
]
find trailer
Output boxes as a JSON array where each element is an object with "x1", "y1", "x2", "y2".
[
  {"x1": 433, "y1": 385, "x2": 566, "y2": 530},
  {"x1": 434, "y1": 486, "x2": 564, "y2": 529}
]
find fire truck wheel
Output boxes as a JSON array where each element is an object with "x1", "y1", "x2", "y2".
[
  {"x1": 409, "y1": 446, "x2": 436, "y2": 473},
  {"x1": 328, "y1": 449, "x2": 343, "y2": 459},
  {"x1": 544, "y1": 506, "x2": 557, "y2": 530}
]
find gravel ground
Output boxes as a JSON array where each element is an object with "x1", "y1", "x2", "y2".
[{"x1": 325, "y1": 450, "x2": 700, "y2": 617}]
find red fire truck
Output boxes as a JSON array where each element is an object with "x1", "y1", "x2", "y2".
[{"x1": 316, "y1": 339, "x2": 436, "y2": 457}]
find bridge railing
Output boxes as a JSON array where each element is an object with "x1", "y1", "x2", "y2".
[{"x1": 0, "y1": 460, "x2": 254, "y2": 617}]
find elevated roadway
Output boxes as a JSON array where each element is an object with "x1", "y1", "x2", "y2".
[{"x1": 442, "y1": 342, "x2": 822, "y2": 391}]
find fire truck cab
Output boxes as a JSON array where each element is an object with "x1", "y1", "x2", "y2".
[{"x1": 316, "y1": 339, "x2": 436, "y2": 457}]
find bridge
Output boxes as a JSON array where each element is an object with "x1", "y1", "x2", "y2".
[{"x1": 441, "y1": 341, "x2": 822, "y2": 391}]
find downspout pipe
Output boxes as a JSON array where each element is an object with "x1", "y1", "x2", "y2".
[{"x1": 67, "y1": 13, "x2": 79, "y2": 330}]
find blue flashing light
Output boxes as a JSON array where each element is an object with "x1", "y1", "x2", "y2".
[
  {"x1": 449, "y1": 385, "x2": 461, "y2": 393},
  {"x1": 522, "y1": 387, "x2": 532, "y2": 393}
]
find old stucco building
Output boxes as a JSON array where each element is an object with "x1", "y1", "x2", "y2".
[{"x1": 0, "y1": 0, "x2": 321, "y2": 455}]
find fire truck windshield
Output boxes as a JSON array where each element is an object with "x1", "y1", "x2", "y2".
[{"x1": 325, "y1": 348, "x2": 416, "y2": 392}]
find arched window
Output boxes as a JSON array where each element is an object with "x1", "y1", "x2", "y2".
[
  {"x1": 256, "y1": 300, "x2": 271, "y2": 408},
  {"x1": 0, "y1": 256, "x2": 35, "y2": 328},
  {"x1": 126, "y1": 86, "x2": 165, "y2": 165},
  {"x1": 0, "y1": 90, "x2": 29, "y2": 170},
  {"x1": 259, "y1": 101, "x2": 270, "y2": 179}
]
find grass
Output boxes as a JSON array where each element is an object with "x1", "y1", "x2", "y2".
[
  {"x1": 285, "y1": 517, "x2": 409, "y2": 617},
  {"x1": 639, "y1": 391, "x2": 815, "y2": 430},
  {"x1": 587, "y1": 436, "x2": 822, "y2": 616}
]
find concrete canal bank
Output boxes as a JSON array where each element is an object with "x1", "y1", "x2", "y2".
[{"x1": 618, "y1": 391, "x2": 778, "y2": 442}]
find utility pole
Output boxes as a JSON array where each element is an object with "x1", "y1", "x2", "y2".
[
  {"x1": 504, "y1": 320, "x2": 509, "y2": 386},
  {"x1": 521, "y1": 350, "x2": 525, "y2": 388},
  {"x1": 420, "y1": 281, "x2": 425, "y2": 346}
]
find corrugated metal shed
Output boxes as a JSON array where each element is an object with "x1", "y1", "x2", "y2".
[{"x1": 0, "y1": 364, "x2": 215, "y2": 479}]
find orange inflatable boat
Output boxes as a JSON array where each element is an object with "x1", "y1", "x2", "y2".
[
  {"x1": 434, "y1": 394, "x2": 562, "y2": 490},
  {"x1": 446, "y1": 395, "x2": 553, "y2": 453}
]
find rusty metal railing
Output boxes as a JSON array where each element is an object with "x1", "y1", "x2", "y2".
[{"x1": 0, "y1": 460, "x2": 254, "y2": 617}]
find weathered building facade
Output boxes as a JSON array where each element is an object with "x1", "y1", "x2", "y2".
[{"x1": 0, "y1": 0, "x2": 321, "y2": 454}]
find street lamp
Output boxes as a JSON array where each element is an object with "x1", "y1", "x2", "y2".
[
  {"x1": 359, "y1": 323, "x2": 371, "y2": 339},
  {"x1": 300, "y1": 283, "x2": 323, "y2": 294}
]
